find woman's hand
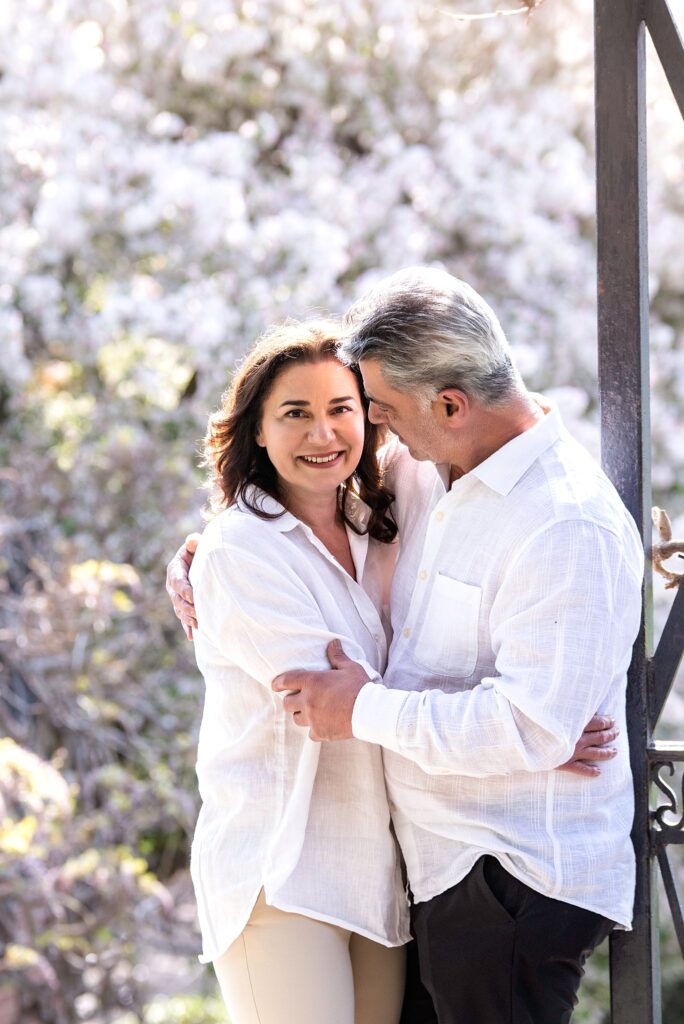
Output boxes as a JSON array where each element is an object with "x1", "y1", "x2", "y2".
[
  {"x1": 558, "y1": 715, "x2": 619, "y2": 777},
  {"x1": 165, "y1": 533, "x2": 201, "y2": 639}
]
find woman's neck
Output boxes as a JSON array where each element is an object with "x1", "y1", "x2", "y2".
[
  {"x1": 283, "y1": 487, "x2": 342, "y2": 536},
  {"x1": 283, "y1": 486, "x2": 356, "y2": 579}
]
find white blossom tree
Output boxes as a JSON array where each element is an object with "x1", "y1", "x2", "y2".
[{"x1": 1, "y1": 1, "x2": 682, "y2": 1019}]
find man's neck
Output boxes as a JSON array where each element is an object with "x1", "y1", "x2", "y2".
[{"x1": 448, "y1": 392, "x2": 544, "y2": 483}]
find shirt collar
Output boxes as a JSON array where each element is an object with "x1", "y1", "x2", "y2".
[
  {"x1": 467, "y1": 406, "x2": 564, "y2": 497},
  {"x1": 236, "y1": 486, "x2": 373, "y2": 534},
  {"x1": 235, "y1": 488, "x2": 299, "y2": 532}
]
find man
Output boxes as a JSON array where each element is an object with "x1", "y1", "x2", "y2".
[{"x1": 169, "y1": 268, "x2": 642, "y2": 1023}]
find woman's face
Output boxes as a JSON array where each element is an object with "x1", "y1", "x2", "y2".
[{"x1": 256, "y1": 358, "x2": 365, "y2": 507}]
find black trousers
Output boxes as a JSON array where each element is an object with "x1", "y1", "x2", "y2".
[
  {"x1": 406, "y1": 856, "x2": 614, "y2": 1024},
  {"x1": 400, "y1": 935, "x2": 439, "y2": 1024}
]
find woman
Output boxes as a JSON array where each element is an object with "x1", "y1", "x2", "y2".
[{"x1": 188, "y1": 320, "x2": 409, "y2": 1024}]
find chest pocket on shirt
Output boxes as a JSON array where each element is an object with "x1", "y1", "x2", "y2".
[{"x1": 414, "y1": 574, "x2": 481, "y2": 679}]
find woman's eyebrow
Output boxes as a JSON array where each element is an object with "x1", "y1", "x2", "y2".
[{"x1": 278, "y1": 395, "x2": 357, "y2": 408}]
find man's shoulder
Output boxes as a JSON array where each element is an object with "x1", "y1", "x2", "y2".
[{"x1": 531, "y1": 434, "x2": 638, "y2": 540}]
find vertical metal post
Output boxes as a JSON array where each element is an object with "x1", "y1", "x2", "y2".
[{"x1": 594, "y1": 0, "x2": 658, "y2": 1021}]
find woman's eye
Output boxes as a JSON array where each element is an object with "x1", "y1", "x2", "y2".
[
  {"x1": 284, "y1": 409, "x2": 306, "y2": 418},
  {"x1": 332, "y1": 405, "x2": 352, "y2": 415}
]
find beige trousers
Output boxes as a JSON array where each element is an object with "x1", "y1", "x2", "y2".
[{"x1": 213, "y1": 891, "x2": 406, "y2": 1024}]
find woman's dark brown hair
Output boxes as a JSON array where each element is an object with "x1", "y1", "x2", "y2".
[{"x1": 202, "y1": 319, "x2": 397, "y2": 543}]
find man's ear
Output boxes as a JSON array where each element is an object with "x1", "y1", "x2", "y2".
[{"x1": 436, "y1": 388, "x2": 469, "y2": 424}]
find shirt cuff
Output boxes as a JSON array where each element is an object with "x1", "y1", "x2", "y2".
[{"x1": 351, "y1": 681, "x2": 411, "y2": 751}]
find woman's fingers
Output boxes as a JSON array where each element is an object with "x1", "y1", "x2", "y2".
[
  {"x1": 577, "y1": 745, "x2": 617, "y2": 761},
  {"x1": 561, "y1": 761, "x2": 601, "y2": 778},
  {"x1": 559, "y1": 721, "x2": 620, "y2": 776},
  {"x1": 577, "y1": 726, "x2": 619, "y2": 751}
]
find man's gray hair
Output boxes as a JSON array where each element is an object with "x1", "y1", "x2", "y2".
[{"x1": 340, "y1": 267, "x2": 522, "y2": 406}]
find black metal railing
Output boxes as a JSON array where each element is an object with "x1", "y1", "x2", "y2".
[{"x1": 594, "y1": 0, "x2": 684, "y2": 1020}]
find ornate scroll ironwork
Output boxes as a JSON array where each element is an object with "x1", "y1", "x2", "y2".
[
  {"x1": 649, "y1": 745, "x2": 684, "y2": 960},
  {"x1": 650, "y1": 747, "x2": 684, "y2": 841}
]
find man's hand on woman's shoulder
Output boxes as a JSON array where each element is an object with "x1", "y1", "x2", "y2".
[{"x1": 166, "y1": 533, "x2": 201, "y2": 639}]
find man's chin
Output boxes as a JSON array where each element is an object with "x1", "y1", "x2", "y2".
[
  {"x1": 405, "y1": 445, "x2": 431, "y2": 462},
  {"x1": 392, "y1": 431, "x2": 431, "y2": 462}
]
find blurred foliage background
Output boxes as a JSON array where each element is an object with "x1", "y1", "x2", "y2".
[{"x1": 1, "y1": 0, "x2": 683, "y2": 1021}]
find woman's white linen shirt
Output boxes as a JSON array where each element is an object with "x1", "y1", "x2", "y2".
[{"x1": 189, "y1": 494, "x2": 409, "y2": 963}]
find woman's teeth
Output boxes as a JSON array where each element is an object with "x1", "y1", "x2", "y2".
[{"x1": 301, "y1": 453, "x2": 340, "y2": 463}]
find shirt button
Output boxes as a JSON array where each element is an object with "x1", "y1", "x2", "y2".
[
  {"x1": 373, "y1": 634, "x2": 381, "y2": 643},
  {"x1": 419, "y1": 570, "x2": 427, "y2": 581},
  {"x1": 403, "y1": 627, "x2": 411, "y2": 638},
  {"x1": 435, "y1": 511, "x2": 444, "y2": 521}
]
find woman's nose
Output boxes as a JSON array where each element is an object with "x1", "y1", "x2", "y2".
[{"x1": 307, "y1": 418, "x2": 336, "y2": 444}]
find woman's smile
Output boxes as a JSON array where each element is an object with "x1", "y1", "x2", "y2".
[{"x1": 298, "y1": 450, "x2": 345, "y2": 466}]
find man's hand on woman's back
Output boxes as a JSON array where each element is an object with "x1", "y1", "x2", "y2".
[{"x1": 166, "y1": 533, "x2": 200, "y2": 639}]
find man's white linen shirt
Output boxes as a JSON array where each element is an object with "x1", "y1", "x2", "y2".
[
  {"x1": 189, "y1": 494, "x2": 409, "y2": 963},
  {"x1": 355, "y1": 409, "x2": 643, "y2": 927}
]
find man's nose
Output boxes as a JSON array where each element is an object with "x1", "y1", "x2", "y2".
[{"x1": 368, "y1": 402, "x2": 386, "y2": 425}]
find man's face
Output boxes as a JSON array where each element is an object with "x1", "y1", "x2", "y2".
[{"x1": 359, "y1": 358, "x2": 446, "y2": 464}]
